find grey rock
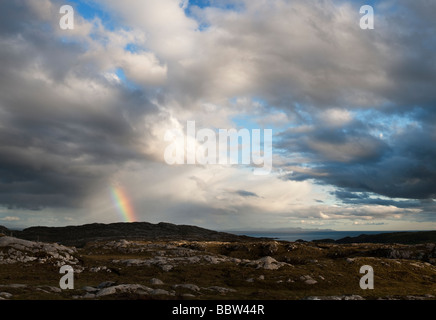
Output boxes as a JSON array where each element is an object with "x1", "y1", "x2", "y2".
[
  {"x1": 123, "y1": 259, "x2": 144, "y2": 266},
  {"x1": 247, "y1": 256, "x2": 288, "y2": 270},
  {"x1": 0, "y1": 292, "x2": 12, "y2": 299},
  {"x1": 150, "y1": 278, "x2": 164, "y2": 285},
  {"x1": 305, "y1": 296, "x2": 338, "y2": 300},
  {"x1": 262, "y1": 242, "x2": 279, "y2": 255},
  {"x1": 38, "y1": 286, "x2": 62, "y2": 293},
  {"x1": 343, "y1": 295, "x2": 365, "y2": 300},
  {"x1": 173, "y1": 284, "x2": 200, "y2": 292},
  {"x1": 300, "y1": 275, "x2": 317, "y2": 285},
  {"x1": 409, "y1": 262, "x2": 422, "y2": 268},
  {"x1": 96, "y1": 286, "x2": 117, "y2": 297},
  {"x1": 230, "y1": 257, "x2": 241, "y2": 264},
  {"x1": 305, "y1": 295, "x2": 364, "y2": 300},
  {"x1": 151, "y1": 289, "x2": 170, "y2": 296},
  {"x1": 90, "y1": 267, "x2": 101, "y2": 272},
  {"x1": 186, "y1": 256, "x2": 201, "y2": 264},
  {"x1": 207, "y1": 286, "x2": 236, "y2": 294},
  {"x1": 0, "y1": 236, "x2": 78, "y2": 266},
  {"x1": 0, "y1": 284, "x2": 27, "y2": 289},
  {"x1": 136, "y1": 290, "x2": 150, "y2": 296},
  {"x1": 202, "y1": 255, "x2": 222, "y2": 264},
  {"x1": 36, "y1": 288, "x2": 50, "y2": 294},
  {"x1": 405, "y1": 295, "x2": 430, "y2": 300},
  {"x1": 388, "y1": 249, "x2": 413, "y2": 260},
  {"x1": 97, "y1": 281, "x2": 116, "y2": 289},
  {"x1": 116, "y1": 284, "x2": 152, "y2": 293},
  {"x1": 95, "y1": 284, "x2": 153, "y2": 297},
  {"x1": 160, "y1": 264, "x2": 173, "y2": 272}
]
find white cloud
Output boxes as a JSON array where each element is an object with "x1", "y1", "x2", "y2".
[
  {"x1": 119, "y1": 52, "x2": 167, "y2": 86},
  {"x1": 97, "y1": 0, "x2": 198, "y2": 60},
  {"x1": 0, "y1": 216, "x2": 20, "y2": 221},
  {"x1": 320, "y1": 109, "x2": 353, "y2": 128},
  {"x1": 319, "y1": 212, "x2": 330, "y2": 219}
]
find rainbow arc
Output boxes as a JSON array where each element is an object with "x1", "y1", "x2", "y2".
[{"x1": 110, "y1": 184, "x2": 137, "y2": 223}]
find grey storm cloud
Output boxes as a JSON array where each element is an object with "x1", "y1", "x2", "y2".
[
  {"x1": 280, "y1": 111, "x2": 436, "y2": 201},
  {"x1": 235, "y1": 190, "x2": 259, "y2": 198},
  {"x1": 331, "y1": 190, "x2": 421, "y2": 209},
  {"x1": 269, "y1": 0, "x2": 436, "y2": 206},
  {"x1": 0, "y1": 1, "x2": 158, "y2": 210}
]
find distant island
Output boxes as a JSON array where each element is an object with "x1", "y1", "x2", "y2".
[
  {"x1": 333, "y1": 230, "x2": 436, "y2": 245},
  {"x1": 225, "y1": 227, "x2": 336, "y2": 234}
]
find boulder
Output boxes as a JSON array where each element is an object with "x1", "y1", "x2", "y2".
[
  {"x1": 97, "y1": 281, "x2": 117, "y2": 289},
  {"x1": 96, "y1": 284, "x2": 152, "y2": 297},
  {"x1": 300, "y1": 275, "x2": 317, "y2": 285},
  {"x1": 247, "y1": 256, "x2": 288, "y2": 270},
  {"x1": 96, "y1": 286, "x2": 117, "y2": 297},
  {"x1": 160, "y1": 264, "x2": 173, "y2": 272},
  {"x1": 206, "y1": 286, "x2": 236, "y2": 294},
  {"x1": 0, "y1": 236, "x2": 77, "y2": 265},
  {"x1": 173, "y1": 284, "x2": 200, "y2": 292},
  {"x1": 0, "y1": 292, "x2": 12, "y2": 299},
  {"x1": 305, "y1": 295, "x2": 364, "y2": 300},
  {"x1": 150, "y1": 289, "x2": 170, "y2": 296},
  {"x1": 150, "y1": 278, "x2": 164, "y2": 285}
]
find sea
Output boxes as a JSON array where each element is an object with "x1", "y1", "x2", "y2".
[{"x1": 230, "y1": 230, "x2": 396, "y2": 242}]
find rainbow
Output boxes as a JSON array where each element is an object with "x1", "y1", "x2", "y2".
[{"x1": 110, "y1": 184, "x2": 137, "y2": 222}]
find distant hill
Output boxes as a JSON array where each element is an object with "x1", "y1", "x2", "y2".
[
  {"x1": 10, "y1": 222, "x2": 254, "y2": 247},
  {"x1": 335, "y1": 231, "x2": 436, "y2": 245},
  {"x1": 0, "y1": 225, "x2": 9, "y2": 235},
  {"x1": 4, "y1": 222, "x2": 436, "y2": 247}
]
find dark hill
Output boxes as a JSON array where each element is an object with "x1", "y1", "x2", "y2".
[
  {"x1": 13, "y1": 222, "x2": 254, "y2": 247},
  {"x1": 0, "y1": 225, "x2": 9, "y2": 235},
  {"x1": 336, "y1": 231, "x2": 436, "y2": 245}
]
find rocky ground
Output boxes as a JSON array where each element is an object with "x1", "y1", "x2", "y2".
[{"x1": 1, "y1": 234, "x2": 436, "y2": 300}]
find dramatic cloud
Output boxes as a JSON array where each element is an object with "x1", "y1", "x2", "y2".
[
  {"x1": 278, "y1": 108, "x2": 436, "y2": 201},
  {"x1": 0, "y1": 0, "x2": 160, "y2": 210},
  {"x1": 235, "y1": 190, "x2": 259, "y2": 198},
  {"x1": 0, "y1": 0, "x2": 434, "y2": 230}
]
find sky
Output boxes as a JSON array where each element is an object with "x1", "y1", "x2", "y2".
[{"x1": 0, "y1": 0, "x2": 435, "y2": 231}]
